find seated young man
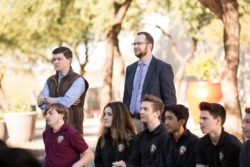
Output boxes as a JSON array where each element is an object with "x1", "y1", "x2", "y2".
[
  {"x1": 161, "y1": 104, "x2": 198, "y2": 167},
  {"x1": 113, "y1": 94, "x2": 168, "y2": 167},
  {"x1": 43, "y1": 103, "x2": 94, "y2": 167},
  {"x1": 195, "y1": 102, "x2": 241, "y2": 167},
  {"x1": 240, "y1": 107, "x2": 250, "y2": 167}
]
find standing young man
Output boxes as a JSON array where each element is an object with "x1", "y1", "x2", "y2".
[
  {"x1": 43, "y1": 103, "x2": 94, "y2": 167},
  {"x1": 196, "y1": 102, "x2": 241, "y2": 167},
  {"x1": 38, "y1": 46, "x2": 88, "y2": 134},
  {"x1": 123, "y1": 31, "x2": 176, "y2": 131},
  {"x1": 161, "y1": 104, "x2": 198, "y2": 167},
  {"x1": 113, "y1": 94, "x2": 168, "y2": 167},
  {"x1": 240, "y1": 108, "x2": 250, "y2": 167}
]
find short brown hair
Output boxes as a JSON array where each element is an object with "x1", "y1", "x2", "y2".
[
  {"x1": 137, "y1": 31, "x2": 154, "y2": 50},
  {"x1": 141, "y1": 94, "x2": 164, "y2": 115},
  {"x1": 245, "y1": 108, "x2": 250, "y2": 114},
  {"x1": 43, "y1": 103, "x2": 68, "y2": 122},
  {"x1": 199, "y1": 102, "x2": 226, "y2": 126},
  {"x1": 52, "y1": 46, "x2": 72, "y2": 59}
]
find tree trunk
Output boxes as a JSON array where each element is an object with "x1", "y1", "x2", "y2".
[
  {"x1": 220, "y1": 0, "x2": 242, "y2": 138},
  {"x1": 74, "y1": 40, "x2": 90, "y2": 76},
  {"x1": 101, "y1": 0, "x2": 132, "y2": 109},
  {"x1": 0, "y1": 73, "x2": 8, "y2": 111},
  {"x1": 156, "y1": 25, "x2": 197, "y2": 101},
  {"x1": 198, "y1": 0, "x2": 242, "y2": 138}
]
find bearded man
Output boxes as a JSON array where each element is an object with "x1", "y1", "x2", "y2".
[{"x1": 123, "y1": 31, "x2": 176, "y2": 131}]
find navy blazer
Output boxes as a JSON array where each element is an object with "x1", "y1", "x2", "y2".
[{"x1": 123, "y1": 56, "x2": 176, "y2": 110}]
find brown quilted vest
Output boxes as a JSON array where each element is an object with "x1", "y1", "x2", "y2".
[{"x1": 47, "y1": 67, "x2": 89, "y2": 134}]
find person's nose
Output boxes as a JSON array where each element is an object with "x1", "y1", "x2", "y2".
[
  {"x1": 45, "y1": 114, "x2": 49, "y2": 119},
  {"x1": 199, "y1": 119, "x2": 203, "y2": 125},
  {"x1": 165, "y1": 121, "x2": 168, "y2": 126},
  {"x1": 242, "y1": 121, "x2": 246, "y2": 129},
  {"x1": 104, "y1": 114, "x2": 109, "y2": 119},
  {"x1": 54, "y1": 59, "x2": 59, "y2": 63}
]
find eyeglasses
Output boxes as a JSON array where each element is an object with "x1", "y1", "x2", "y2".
[{"x1": 131, "y1": 42, "x2": 148, "y2": 46}]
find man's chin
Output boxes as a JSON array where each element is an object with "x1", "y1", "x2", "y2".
[
  {"x1": 135, "y1": 53, "x2": 144, "y2": 58},
  {"x1": 46, "y1": 122, "x2": 52, "y2": 127}
]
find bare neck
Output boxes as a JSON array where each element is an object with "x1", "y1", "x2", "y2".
[
  {"x1": 140, "y1": 52, "x2": 152, "y2": 62},
  {"x1": 209, "y1": 128, "x2": 222, "y2": 145},
  {"x1": 58, "y1": 67, "x2": 70, "y2": 75},
  {"x1": 52, "y1": 120, "x2": 64, "y2": 133},
  {"x1": 147, "y1": 120, "x2": 160, "y2": 132},
  {"x1": 173, "y1": 126, "x2": 185, "y2": 142}
]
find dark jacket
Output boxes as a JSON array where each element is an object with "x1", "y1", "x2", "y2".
[
  {"x1": 123, "y1": 56, "x2": 176, "y2": 110},
  {"x1": 94, "y1": 135, "x2": 134, "y2": 167},
  {"x1": 161, "y1": 129, "x2": 198, "y2": 167},
  {"x1": 127, "y1": 124, "x2": 168, "y2": 167}
]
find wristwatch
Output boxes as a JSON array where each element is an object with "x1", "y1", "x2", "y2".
[{"x1": 43, "y1": 97, "x2": 47, "y2": 104}]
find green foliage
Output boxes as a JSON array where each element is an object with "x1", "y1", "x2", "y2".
[
  {"x1": 185, "y1": 53, "x2": 222, "y2": 82},
  {"x1": 239, "y1": 0, "x2": 250, "y2": 47},
  {"x1": 172, "y1": 0, "x2": 215, "y2": 39},
  {"x1": 9, "y1": 99, "x2": 33, "y2": 113}
]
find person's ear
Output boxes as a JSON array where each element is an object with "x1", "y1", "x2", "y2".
[
  {"x1": 179, "y1": 119, "x2": 186, "y2": 126},
  {"x1": 147, "y1": 43, "x2": 153, "y2": 50},
  {"x1": 60, "y1": 113, "x2": 64, "y2": 119},
  {"x1": 154, "y1": 110, "x2": 161, "y2": 119},
  {"x1": 216, "y1": 117, "x2": 221, "y2": 125}
]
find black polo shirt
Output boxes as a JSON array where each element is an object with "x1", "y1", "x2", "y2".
[
  {"x1": 195, "y1": 129, "x2": 241, "y2": 167},
  {"x1": 94, "y1": 136, "x2": 134, "y2": 167},
  {"x1": 126, "y1": 124, "x2": 168, "y2": 167},
  {"x1": 240, "y1": 139, "x2": 250, "y2": 167},
  {"x1": 160, "y1": 129, "x2": 198, "y2": 167}
]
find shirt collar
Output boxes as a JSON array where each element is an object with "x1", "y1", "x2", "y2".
[
  {"x1": 146, "y1": 123, "x2": 165, "y2": 135},
  {"x1": 205, "y1": 128, "x2": 226, "y2": 145},
  {"x1": 57, "y1": 67, "x2": 71, "y2": 77},
  {"x1": 170, "y1": 129, "x2": 190, "y2": 143},
  {"x1": 58, "y1": 71, "x2": 68, "y2": 77},
  {"x1": 50, "y1": 123, "x2": 69, "y2": 134},
  {"x1": 138, "y1": 55, "x2": 153, "y2": 66}
]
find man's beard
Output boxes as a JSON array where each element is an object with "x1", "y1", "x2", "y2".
[{"x1": 135, "y1": 51, "x2": 146, "y2": 58}]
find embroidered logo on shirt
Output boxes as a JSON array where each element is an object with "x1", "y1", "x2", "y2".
[
  {"x1": 219, "y1": 151, "x2": 224, "y2": 161},
  {"x1": 57, "y1": 135, "x2": 64, "y2": 144},
  {"x1": 179, "y1": 145, "x2": 187, "y2": 155},
  {"x1": 117, "y1": 143, "x2": 125, "y2": 152},
  {"x1": 150, "y1": 144, "x2": 157, "y2": 154}
]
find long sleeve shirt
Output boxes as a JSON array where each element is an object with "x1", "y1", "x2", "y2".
[{"x1": 39, "y1": 76, "x2": 85, "y2": 109}]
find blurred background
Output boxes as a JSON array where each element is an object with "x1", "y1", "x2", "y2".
[{"x1": 0, "y1": 0, "x2": 250, "y2": 138}]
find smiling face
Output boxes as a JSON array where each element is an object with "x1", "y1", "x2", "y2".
[
  {"x1": 52, "y1": 53, "x2": 71, "y2": 73},
  {"x1": 103, "y1": 107, "x2": 113, "y2": 128},
  {"x1": 164, "y1": 111, "x2": 183, "y2": 134},
  {"x1": 133, "y1": 34, "x2": 151, "y2": 59},
  {"x1": 199, "y1": 110, "x2": 221, "y2": 134},
  {"x1": 242, "y1": 113, "x2": 250, "y2": 138}
]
